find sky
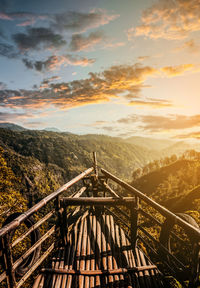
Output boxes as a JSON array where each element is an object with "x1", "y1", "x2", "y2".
[{"x1": 0, "y1": 0, "x2": 200, "y2": 140}]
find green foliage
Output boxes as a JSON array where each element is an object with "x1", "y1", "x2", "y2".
[
  {"x1": 0, "y1": 146, "x2": 27, "y2": 223},
  {"x1": 132, "y1": 153, "x2": 200, "y2": 212}
]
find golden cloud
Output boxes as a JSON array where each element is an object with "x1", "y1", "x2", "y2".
[
  {"x1": 176, "y1": 131, "x2": 200, "y2": 139},
  {"x1": 161, "y1": 64, "x2": 194, "y2": 77},
  {"x1": 129, "y1": 0, "x2": 200, "y2": 40},
  {"x1": 129, "y1": 98, "x2": 173, "y2": 108},
  {"x1": 118, "y1": 114, "x2": 200, "y2": 132},
  {"x1": 0, "y1": 63, "x2": 158, "y2": 110}
]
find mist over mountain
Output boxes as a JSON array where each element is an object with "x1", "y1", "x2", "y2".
[{"x1": 0, "y1": 122, "x2": 27, "y2": 131}]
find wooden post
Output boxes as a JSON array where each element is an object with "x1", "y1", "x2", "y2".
[
  {"x1": 93, "y1": 152, "x2": 98, "y2": 178},
  {"x1": 56, "y1": 196, "x2": 65, "y2": 246},
  {"x1": 62, "y1": 202, "x2": 68, "y2": 246},
  {"x1": 130, "y1": 196, "x2": 139, "y2": 249},
  {"x1": 2, "y1": 234, "x2": 16, "y2": 288},
  {"x1": 188, "y1": 239, "x2": 200, "y2": 287}
]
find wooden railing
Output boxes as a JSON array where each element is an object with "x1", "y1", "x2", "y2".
[
  {"x1": 100, "y1": 169, "x2": 200, "y2": 288},
  {"x1": 0, "y1": 167, "x2": 94, "y2": 288},
  {"x1": 0, "y1": 153, "x2": 199, "y2": 287}
]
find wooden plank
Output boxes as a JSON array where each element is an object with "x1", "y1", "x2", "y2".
[
  {"x1": 85, "y1": 215, "x2": 91, "y2": 288},
  {"x1": 115, "y1": 225, "x2": 125, "y2": 288},
  {"x1": 110, "y1": 215, "x2": 120, "y2": 285},
  {"x1": 90, "y1": 214, "x2": 95, "y2": 288},
  {"x1": 101, "y1": 213, "x2": 108, "y2": 286},
  {"x1": 105, "y1": 214, "x2": 114, "y2": 285},
  {"x1": 95, "y1": 213, "x2": 101, "y2": 287},
  {"x1": 79, "y1": 217, "x2": 87, "y2": 288}
]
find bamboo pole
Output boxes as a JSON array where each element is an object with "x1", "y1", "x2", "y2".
[
  {"x1": 101, "y1": 168, "x2": 200, "y2": 238},
  {"x1": 0, "y1": 167, "x2": 93, "y2": 239}
]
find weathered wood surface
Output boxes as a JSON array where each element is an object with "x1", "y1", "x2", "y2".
[{"x1": 33, "y1": 210, "x2": 164, "y2": 288}]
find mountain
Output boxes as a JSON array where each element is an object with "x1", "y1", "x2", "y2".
[
  {"x1": 126, "y1": 136, "x2": 174, "y2": 151},
  {"x1": 131, "y1": 155, "x2": 200, "y2": 214},
  {"x1": 161, "y1": 141, "x2": 193, "y2": 156},
  {"x1": 0, "y1": 122, "x2": 27, "y2": 131},
  {"x1": 43, "y1": 127, "x2": 62, "y2": 132},
  {"x1": 0, "y1": 127, "x2": 197, "y2": 213},
  {"x1": 125, "y1": 136, "x2": 194, "y2": 157},
  {"x1": 0, "y1": 129, "x2": 160, "y2": 180},
  {"x1": 0, "y1": 128, "x2": 164, "y2": 210}
]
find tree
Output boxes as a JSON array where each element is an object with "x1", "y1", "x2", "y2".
[{"x1": 0, "y1": 146, "x2": 26, "y2": 224}]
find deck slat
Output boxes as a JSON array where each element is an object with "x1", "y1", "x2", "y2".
[{"x1": 33, "y1": 210, "x2": 164, "y2": 288}]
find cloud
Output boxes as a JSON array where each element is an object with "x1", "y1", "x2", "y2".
[
  {"x1": 23, "y1": 121, "x2": 46, "y2": 128},
  {"x1": 139, "y1": 114, "x2": 200, "y2": 132},
  {"x1": 50, "y1": 9, "x2": 119, "y2": 33},
  {"x1": 0, "y1": 63, "x2": 158, "y2": 110},
  {"x1": 129, "y1": 0, "x2": 200, "y2": 40},
  {"x1": 40, "y1": 76, "x2": 61, "y2": 89},
  {"x1": 101, "y1": 126, "x2": 120, "y2": 132},
  {"x1": 129, "y1": 98, "x2": 173, "y2": 108},
  {"x1": 161, "y1": 64, "x2": 194, "y2": 77},
  {"x1": 0, "y1": 9, "x2": 118, "y2": 32},
  {"x1": 90, "y1": 120, "x2": 107, "y2": 127},
  {"x1": 117, "y1": 115, "x2": 138, "y2": 124},
  {"x1": 177, "y1": 39, "x2": 200, "y2": 53},
  {"x1": 137, "y1": 56, "x2": 150, "y2": 62},
  {"x1": 0, "y1": 111, "x2": 32, "y2": 122},
  {"x1": 103, "y1": 41, "x2": 125, "y2": 49},
  {"x1": 70, "y1": 31, "x2": 104, "y2": 51},
  {"x1": 42, "y1": 76, "x2": 61, "y2": 84},
  {"x1": 176, "y1": 131, "x2": 200, "y2": 139},
  {"x1": 117, "y1": 114, "x2": 200, "y2": 132},
  {"x1": 23, "y1": 54, "x2": 95, "y2": 72},
  {"x1": 0, "y1": 42, "x2": 19, "y2": 58},
  {"x1": 13, "y1": 27, "x2": 66, "y2": 51}
]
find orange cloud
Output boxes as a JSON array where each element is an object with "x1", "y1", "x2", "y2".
[
  {"x1": 117, "y1": 114, "x2": 200, "y2": 133},
  {"x1": 161, "y1": 64, "x2": 194, "y2": 77},
  {"x1": 0, "y1": 63, "x2": 158, "y2": 110},
  {"x1": 140, "y1": 114, "x2": 200, "y2": 131},
  {"x1": 129, "y1": 98, "x2": 173, "y2": 108},
  {"x1": 176, "y1": 131, "x2": 200, "y2": 139},
  {"x1": 129, "y1": 0, "x2": 200, "y2": 40}
]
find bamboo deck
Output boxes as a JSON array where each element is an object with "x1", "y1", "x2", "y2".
[{"x1": 33, "y1": 209, "x2": 164, "y2": 288}]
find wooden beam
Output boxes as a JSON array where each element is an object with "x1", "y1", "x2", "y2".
[
  {"x1": 102, "y1": 182, "x2": 122, "y2": 199},
  {"x1": 62, "y1": 197, "x2": 135, "y2": 205}
]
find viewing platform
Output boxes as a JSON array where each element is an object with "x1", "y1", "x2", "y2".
[{"x1": 0, "y1": 153, "x2": 199, "y2": 287}]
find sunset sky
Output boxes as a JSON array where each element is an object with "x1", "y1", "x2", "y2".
[{"x1": 0, "y1": 0, "x2": 200, "y2": 139}]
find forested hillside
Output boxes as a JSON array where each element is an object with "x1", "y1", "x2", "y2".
[
  {"x1": 0, "y1": 126, "x2": 199, "y2": 222},
  {"x1": 0, "y1": 128, "x2": 159, "y2": 179},
  {"x1": 131, "y1": 150, "x2": 200, "y2": 214},
  {"x1": 0, "y1": 127, "x2": 161, "y2": 212}
]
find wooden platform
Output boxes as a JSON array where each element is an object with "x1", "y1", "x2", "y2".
[{"x1": 33, "y1": 210, "x2": 164, "y2": 288}]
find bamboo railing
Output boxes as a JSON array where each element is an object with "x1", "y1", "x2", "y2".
[
  {"x1": 0, "y1": 166, "x2": 94, "y2": 288},
  {"x1": 0, "y1": 152, "x2": 199, "y2": 288}
]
